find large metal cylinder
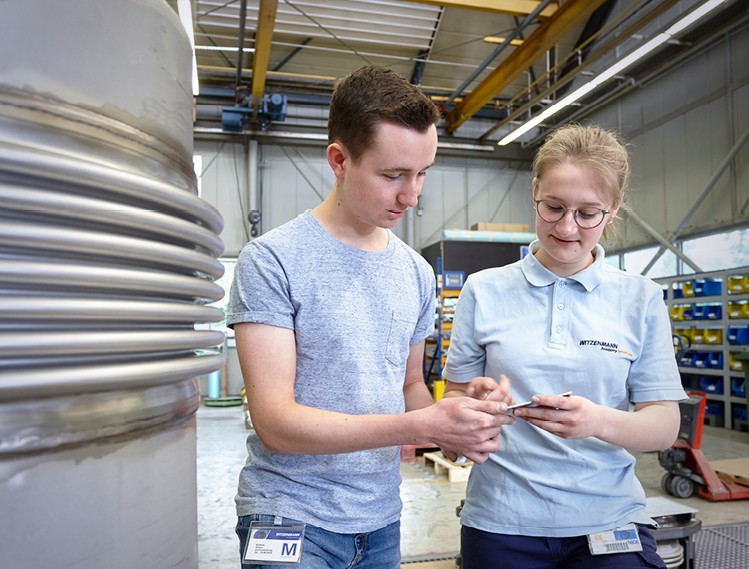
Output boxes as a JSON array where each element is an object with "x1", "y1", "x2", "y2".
[{"x1": 0, "y1": 2, "x2": 224, "y2": 568}]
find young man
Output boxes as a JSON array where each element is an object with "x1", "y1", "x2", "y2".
[{"x1": 227, "y1": 66, "x2": 513, "y2": 568}]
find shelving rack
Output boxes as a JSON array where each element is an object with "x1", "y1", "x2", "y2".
[
  {"x1": 421, "y1": 230, "x2": 534, "y2": 398},
  {"x1": 657, "y1": 267, "x2": 749, "y2": 431}
]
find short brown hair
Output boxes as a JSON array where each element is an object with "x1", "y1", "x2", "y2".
[{"x1": 328, "y1": 66, "x2": 440, "y2": 162}]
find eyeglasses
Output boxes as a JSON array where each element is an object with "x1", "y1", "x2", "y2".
[{"x1": 534, "y1": 199, "x2": 610, "y2": 229}]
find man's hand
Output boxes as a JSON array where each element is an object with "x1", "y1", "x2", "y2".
[{"x1": 429, "y1": 384, "x2": 515, "y2": 463}]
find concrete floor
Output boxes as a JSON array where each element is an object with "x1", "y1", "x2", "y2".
[{"x1": 196, "y1": 403, "x2": 749, "y2": 568}]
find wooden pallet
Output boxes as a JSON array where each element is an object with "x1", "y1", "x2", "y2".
[
  {"x1": 400, "y1": 444, "x2": 440, "y2": 462},
  {"x1": 423, "y1": 451, "x2": 473, "y2": 482}
]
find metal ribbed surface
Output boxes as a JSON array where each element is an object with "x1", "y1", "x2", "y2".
[
  {"x1": 0, "y1": 4, "x2": 215, "y2": 568},
  {"x1": 0, "y1": 86, "x2": 226, "y2": 411},
  {"x1": 695, "y1": 524, "x2": 749, "y2": 569}
]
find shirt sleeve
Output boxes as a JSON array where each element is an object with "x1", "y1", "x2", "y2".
[
  {"x1": 226, "y1": 240, "x2": 295, "y2": 330},
  {"x1": 442, "y1": 277, "x2": 487, "y2": 383}
]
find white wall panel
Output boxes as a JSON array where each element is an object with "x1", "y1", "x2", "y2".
[
  {"x1": 596, "y1": 22, "x2": 748, "y2": 252},
  {"x1": 195, "y1": 141, "x2": 250, "y2": 256},
  {"x1": 424, "y1": 165, "x2": 467, "y2": 246},
  {"x1": 263, "y1": 145, "x2": 332, "y2": 237},
  {"x1": 661, "y1": 116, "x2": 689, "y2": 230},
  {"x1": 734, "y1": 83, "x2": 749, "y2": 219}
]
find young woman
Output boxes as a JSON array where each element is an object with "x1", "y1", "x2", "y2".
[{"x1": 443, "y1": 124, "x2": 686, "y2": 569}]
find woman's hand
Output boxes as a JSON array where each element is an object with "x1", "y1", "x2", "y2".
[{"x1": 513, "y1": 395, "x2": 680, "y2": 452}]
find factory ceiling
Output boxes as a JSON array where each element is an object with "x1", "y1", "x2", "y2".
[{"x1": 169, "y1": 0, "x2": 748, "y2": 156}]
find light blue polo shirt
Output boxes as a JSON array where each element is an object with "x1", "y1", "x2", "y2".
[{"x1": 443, "y1": 241, "x2": 686, "y2": 537}]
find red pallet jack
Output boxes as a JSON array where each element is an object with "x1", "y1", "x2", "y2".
[{"x1": 659, "y1": 391, "x2": 749, "y2": 501}]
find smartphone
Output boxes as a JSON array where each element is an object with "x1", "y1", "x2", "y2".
[{"x1": 506, "y1": 391, "x2": 572, "y2": 413}]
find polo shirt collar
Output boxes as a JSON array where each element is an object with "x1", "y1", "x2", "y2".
[{"x1": 521, "y1": 240, "x2": 605, "y2": 292}]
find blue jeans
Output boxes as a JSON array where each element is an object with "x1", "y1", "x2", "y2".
[
  {"x1": 461, "y1": 524, "x2": 666, "y2": 569},
  {"x1": 236, "y1": 514, "x2": 401, "y2": 568}
]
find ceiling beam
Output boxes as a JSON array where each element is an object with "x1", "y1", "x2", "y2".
[
  {"x1": 479, "y1": 0, "x2": 677, "y2": 141},
  {"x1": 404, "y1": 0, "x2": 558, "y2": 17},
  {"x1": 250, "y1": 0, "x2": 278, "y2": 101},
  {"x1": 444, "y1": 0, "x2": 607, "y2": 133}
]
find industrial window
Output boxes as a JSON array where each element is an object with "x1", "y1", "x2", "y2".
[{"x1": 682, "y1": 227, "x2": 749, "y2": 273}]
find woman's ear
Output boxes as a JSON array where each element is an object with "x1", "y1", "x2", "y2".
[
  {"x1": 531, "y1": 177, "x2": 538, "y2": 199},
  {"x1": 607, "y1": 205, "x2": 620, "y2": 224}
]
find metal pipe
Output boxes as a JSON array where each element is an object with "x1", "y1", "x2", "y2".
[
  {"x1": 624, "y1": 208, "x2": 702, "y2": 273},
  {"x1": 234, "y1": 0, "x2": 249, "y2": 96}
]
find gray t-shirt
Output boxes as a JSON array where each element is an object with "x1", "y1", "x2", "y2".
[{"x1": 227, "y1": 210, "x2": 436, "y2": 533}]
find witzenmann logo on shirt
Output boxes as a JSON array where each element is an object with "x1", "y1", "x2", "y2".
[{"x1": 579, "y1": 340, "x2": 634, "y2": 358}]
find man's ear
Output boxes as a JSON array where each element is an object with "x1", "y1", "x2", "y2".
[{"x1": 326, "y1": 142, "x2": 347, "y2": 177}]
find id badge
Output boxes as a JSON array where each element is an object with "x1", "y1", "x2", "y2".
[
  {"x1": 587, "y1": 523, "x2": 643, "y2": 555},
  {"x1": 243, "y1": 519, "x2": 306, "y2": 565}
]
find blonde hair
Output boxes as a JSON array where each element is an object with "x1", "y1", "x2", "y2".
[{"x1": 532, "y1": 124, "x2": 630, "y2": 211}]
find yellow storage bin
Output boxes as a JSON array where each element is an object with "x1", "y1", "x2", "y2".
[
  {"x1": 687, "y1": 328, "x2": 704, "y2": 344},
  {"x1": 728, "y1": 300, "x2": 749, "y2": 319},
  {"x1": 727, "y1": 274, "x2": 749, "y2": 294},
  {"x1": 702, "y1": 328, "x2": 723, "y2": 345},
  {"x1": 669, "y1": 305, "x2": 685, "y2": 321},
  {"x1": 729, "y1": 352, "x2": 746, "y2": 372},
  {"x1": 681, "y1": 281, "x2": 695, "y2": 297}
]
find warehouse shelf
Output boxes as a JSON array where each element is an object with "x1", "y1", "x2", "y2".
[
  {"x1": 421, "y1": 235, "x2": 530, "y2": 399},
  {"x1": 658, "y1": 267, "x2": 749, "y2": 431}
]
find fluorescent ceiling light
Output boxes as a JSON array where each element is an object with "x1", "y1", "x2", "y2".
[
  {"x1": 195, "y1": 46, "x2": 256, "y2": 53},
  {"x1": 498, "y1": 0, "x2": 726, "y2": 146},
  {"x1": 177, "y1": 0, "x2": 199, "y2": 96}
]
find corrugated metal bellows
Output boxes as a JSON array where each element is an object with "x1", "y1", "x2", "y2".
[
  {"x1": 0, "y1": 84, "x2": 226, "y2": 450},
  {"x1": 0, "y1": 3, "x2": 223, "y2": 567}
]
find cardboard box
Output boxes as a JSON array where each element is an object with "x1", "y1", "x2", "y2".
[
  {"x1": 711, "y1": 457, "x2": 749, "y2": 487},
  {"x1": 470, "y1": 222, "x2": 530, "y2": 232}
]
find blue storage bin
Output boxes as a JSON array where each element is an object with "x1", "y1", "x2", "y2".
[
  {"x1": 707, "y1": 352, "x2": 723, "y2": 369},
  {"x1": 705, "y1": 402, "x2": 725, "y2": 420},
  {"x1": 673, "y1": 288, "x2": 684, "y2": 299},
  {"x1": 728, "y1": 326, "x2": 749, "y2": 345},
  {"x1": 705, "y1": 403, "x2": 723, "y2": 413},
  {"x1": 704, "y1": 305, "x2": 722, "y2": 320},
  {"x1": 691, "y1": 353, "x2": 709, "y2": 368},
  {"x1": 705, "y1": 402, "x2": 725, "y2": 428},
  {"x1": 699, "y1": 376, "x2": 723, "y2": 394},
  {"x1": 692, "y1": 305, "x2": 706, "y2": 320},
  {"x1": 679, "y1": 354, "x2": 693, "y2": 367},
  {"x1": 734, "y1": 406, "x2": 748, "y2": 421},
  {"x1": 681, "y1": 306, "x2": 694, "y2": 320},
  {"x1": 693, "y1": 279, "x2": 722, "y2": 296},
  {"x1": 731, "y1": 378, "x2": 746, "y2": 398}
]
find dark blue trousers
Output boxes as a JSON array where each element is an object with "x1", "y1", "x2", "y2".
[{"x1": 461, "y1": 524, "x2": 666, "y2": 569}]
